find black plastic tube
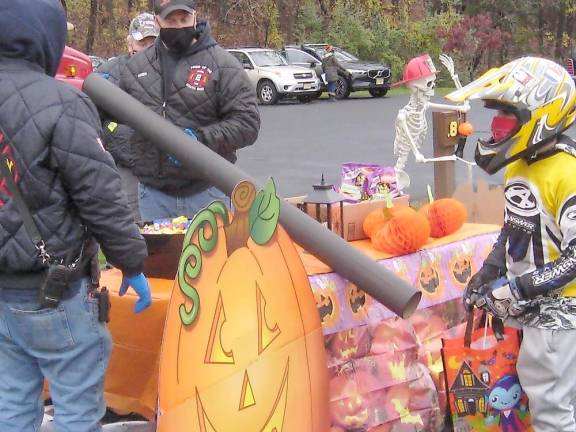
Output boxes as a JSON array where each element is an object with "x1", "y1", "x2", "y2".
[{"x1": 83, "y1": 73, "x2": 421, "y2": 318}]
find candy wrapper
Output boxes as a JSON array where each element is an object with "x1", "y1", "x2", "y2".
[{"x1": 340, "y1": 163, "x2": 401, "y2": 202}]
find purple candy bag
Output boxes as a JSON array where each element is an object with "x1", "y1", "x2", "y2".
[{"x1": 340, "y1": 163, "x2": 400, "y2": 202}]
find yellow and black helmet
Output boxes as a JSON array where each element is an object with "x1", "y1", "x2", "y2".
[{"x1": 446, "y1": 57, "x2": 576, "y2": 174}]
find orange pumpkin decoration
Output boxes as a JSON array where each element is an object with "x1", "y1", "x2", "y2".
[
  {"x1": 419, "y1": 198, "x2": 467, "y2": 238},
  {"x1": 458, "y1": 121, "x2": 474, "y2": 137},
  {"x1": 370, "y1": 207, "x2": 430, "y2": 255},
  {"x1": 362, "y1": 206, "x2": 404, "y2": 238},
  {"x1": 329, "y1": 370, "x2": 380, "y2": 429},
  {"x1": 158, "y1": 180, "x2": 329, "y2": 432}
]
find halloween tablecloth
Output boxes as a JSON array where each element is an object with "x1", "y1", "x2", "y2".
[{"x1": 102, "y1": 223, "x2": 500, "y2": 428}]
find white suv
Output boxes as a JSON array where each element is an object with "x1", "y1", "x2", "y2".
[{"x1": 228, "y1": 48, "x2": 320, "y2": 105}]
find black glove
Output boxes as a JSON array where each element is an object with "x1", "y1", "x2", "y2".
[
  {"x1": 475, "y1": 277, "x2": 524, "y2": 320},
  {"x1": 463, "y1": 264, "x2": 501, "y2": 312}
]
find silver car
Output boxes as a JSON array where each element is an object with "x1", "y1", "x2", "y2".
[{"x1": 228, "y1": 48, "x2": 320, "y2": 105}]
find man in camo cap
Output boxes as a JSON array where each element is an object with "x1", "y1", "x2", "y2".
[
  {"x1": 97, "y1": 12, "x2": 159, "y2": 221},
  {"x1": 127, "y1": 12, "x2": 159, "y2": 57}
]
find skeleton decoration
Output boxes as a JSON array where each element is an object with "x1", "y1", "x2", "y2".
[{"x1": 393, "y1": 54, "x2": 472, "y2": 189}]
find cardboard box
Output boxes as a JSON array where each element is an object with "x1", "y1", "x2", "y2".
[{"x1": 286, "y1": 195, "x2": 410, "y2": 241}]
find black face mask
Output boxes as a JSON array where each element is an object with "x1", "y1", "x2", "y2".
[{"x1": 159, "y1": 26, "x2": 199, "y2": 53}]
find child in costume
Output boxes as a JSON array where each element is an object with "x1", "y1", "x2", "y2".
[{"x1": 458, "y1": 57, "x2": 576, "y2": 431}]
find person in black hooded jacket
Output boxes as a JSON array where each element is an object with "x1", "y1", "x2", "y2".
[
  {"x1": 120, "y1": 0, "x2": 260, "y2": 221},
  {"x1": 0, "y1": 1, "x2": 151, "y2": 431}
]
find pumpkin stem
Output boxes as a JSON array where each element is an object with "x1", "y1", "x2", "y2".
[
  {"x1": 224, "y1": 182, "x2": 257, "y2": 256},
  {"x1": 427, "y1": 184, "x2": 435, "y2": 204}
]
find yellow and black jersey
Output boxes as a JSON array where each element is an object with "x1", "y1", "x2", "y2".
[{"x1": 501, "y1": 137, "x2": 576, "y2": 328}]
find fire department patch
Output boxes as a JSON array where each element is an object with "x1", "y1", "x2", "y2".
[{"x1": 186, "y1": 65, "x2": 212, "y2": 91}]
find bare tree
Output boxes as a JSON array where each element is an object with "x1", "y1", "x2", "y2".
[{"x1": 86, "y1": 0, "x2": 99, "y2": 53}]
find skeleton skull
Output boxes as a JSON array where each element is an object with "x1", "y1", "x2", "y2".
[{"x1": 407, "y1": 74, "x2": 437, "y2": 97}]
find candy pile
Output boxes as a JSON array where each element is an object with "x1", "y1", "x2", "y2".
[{"x1": 140, "y1": 216, "x2": 190, "y2": 234}]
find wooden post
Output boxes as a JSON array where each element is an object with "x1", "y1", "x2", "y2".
[{"x1": 432, "y1": 111, "x2": 462, "y2": 198}]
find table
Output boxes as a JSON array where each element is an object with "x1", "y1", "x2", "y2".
[{"x1": 102, "y1": 223, "x2": 499, "y2": 429}]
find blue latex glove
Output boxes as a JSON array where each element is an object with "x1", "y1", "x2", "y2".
[{"x1": 119, "y1": 273, "x2": 151, "y2": 313}]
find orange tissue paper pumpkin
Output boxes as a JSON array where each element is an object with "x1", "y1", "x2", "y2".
[
  {"x1": 370, "y1": 207, "x2": 430, "y2": 255},
  {"x1": 419, "y1": 198, "x2": 467, "y2": 238},
  {"x1": 157, "y1": 179, "x2": 329, "y2": 432},
  {"x1": 362, "y1": 206, "x2": 406, "y2": 239}
]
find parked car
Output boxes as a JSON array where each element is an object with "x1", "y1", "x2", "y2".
[
  {"x1": 55, "y1": 46, "x2": 93, "y2": 90},
  {"x1": 227, "y1": 48, "x2": 321, "y2": 105},
  {"x1": 278, "y1": 46, "x2": 325, "y2": 97},
  {"x1": 282, "y1": 44, "x2": 391, "y2": 99}
]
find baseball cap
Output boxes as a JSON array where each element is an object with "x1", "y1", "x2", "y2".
[
  {"x1": 153, "y1": 0, "x2": 195, "y2": 19},
  {"x1": 129, "y1": 12, "x2": 159, "y2": 41}
]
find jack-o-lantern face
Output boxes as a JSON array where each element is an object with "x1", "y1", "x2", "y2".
[
  {"x1": 158, "y1": 181, "x2": 329, "y2": 432},
  {"x1": 312, "y1": 278, "x2": 340, "y2": 328},
  {"x1": 345, "y1": 282, "x2": 370, "y2": 319},
  {"x1": 452, "y1": 257, "x2": 472, "y2": 284},
  {"x1": 316, "y1": 293, "x2": 334, "y2": 322},
  {"x1": 448, "y1": 248, "x2": 475, "y2": 287},
  {"x1": 419, "y1": 266, "x2": 440, "y2": 293},
  {"x1": 418, "y1": 255, "x2": 444, "y2": 298},
  {"x1": 329, "y1": 327, "x2": 372, "y2": 363},
  {"x1": 330, "y1": 369, "x2": 379, "y2": 429}
]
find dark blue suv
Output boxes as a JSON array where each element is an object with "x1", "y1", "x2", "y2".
[{"x1": 280, "y1": 44, "x2": 391, "y2": 99}]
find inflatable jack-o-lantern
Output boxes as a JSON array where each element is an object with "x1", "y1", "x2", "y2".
[{"x1": 158, "y1": 180, "x2": 329, "y2": 432}]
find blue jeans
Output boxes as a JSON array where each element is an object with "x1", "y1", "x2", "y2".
[
  {"x1": 0, "y1": 278, "x2": 112, "y2": 432},
  {"x1": 138, "y1": 183, "x2": 229, "y2": 221},
  {"x1": 327, "y1": 81, "x2": 337, "y2": 94}
]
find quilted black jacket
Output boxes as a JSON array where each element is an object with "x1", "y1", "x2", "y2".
[
  {"x1": 120, "y1": 21, "x2": 260, "y2": 195},
  {"x1": 97, "y1": 55, "x2": 134, "y2": 168},
  {"x1": 0, "y1": 0, "x2": 146, "y2": 287}
]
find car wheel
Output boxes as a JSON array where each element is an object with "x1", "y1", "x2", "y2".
[
  {"x1": 335, "y1": 77, "x2": 350, "y2": 99},
  {"x1": 369, "y1": 88, "x2": 388, "y2": 98},
  {"x1": 257, "y1": 80, "x2": 278, "y2": 105}
]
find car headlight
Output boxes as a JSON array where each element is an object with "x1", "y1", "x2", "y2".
[{"x1": 347, "y1": 69, "x2": 367, "y2": 76}]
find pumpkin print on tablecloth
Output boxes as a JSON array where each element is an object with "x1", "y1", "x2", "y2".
[
  {"x1": 158, "y1": 180, "x2": 329, "y2": 432},
  {"x1": 313, "y1": 278, "x2": 340, "y2": 329},
  {"x1": 448, "y1": 245, "x2": 475, "y2": 287},
  {"x1": 345, "y1": 282, "x2": 371, "y2": 320},
  {"x1": 417, "y1": 254, "x2": 444, "y2": 299}
]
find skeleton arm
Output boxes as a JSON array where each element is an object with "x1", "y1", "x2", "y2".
[
  {"x1": 427, "y1": 100, "x2": 470, "y2": 112},
  {"x1": 439, "y1": 54, "x2": 462, "y2": 89}
]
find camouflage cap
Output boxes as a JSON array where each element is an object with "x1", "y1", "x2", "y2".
[{"x1": 129, "y1": 12, "x2": 158, "y2": 41}]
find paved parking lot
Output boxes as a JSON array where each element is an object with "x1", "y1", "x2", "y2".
[{"x1": 236, "y1": 94, "x2": 503, "y2": 202}]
